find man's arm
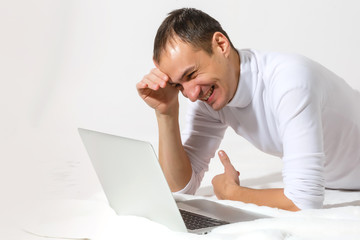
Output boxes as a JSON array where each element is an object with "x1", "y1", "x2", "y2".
[
  {"x1": 136, "y1": 68, "x2": 192, "y2": 191},
  {"x1": 157, "y1": 111, "x2": 192, "y2": 191},
  {"x1": 212, "y1": 150, "x2": 300, "y2": 211}
]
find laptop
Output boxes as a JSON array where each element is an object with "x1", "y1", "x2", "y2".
[{"x1": 78, "y1": 128, "x2": 269, "y2": 234}]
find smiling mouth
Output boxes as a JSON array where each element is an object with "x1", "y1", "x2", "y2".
[{"x1": 201, "y1": 86, "x2": 215, "y2": 101}]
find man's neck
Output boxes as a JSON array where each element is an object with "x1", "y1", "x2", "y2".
[{"x1": 230, "y1": 48, "x2": 241, "y2": 91}]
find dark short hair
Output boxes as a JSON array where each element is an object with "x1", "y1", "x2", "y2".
[{"x1": 153, "y1": 8, "x2": 235, "y2": 63}]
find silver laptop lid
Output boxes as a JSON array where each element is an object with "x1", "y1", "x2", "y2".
[{"x1": 78, "y1": 128, "x2": 187, "y2": 232}]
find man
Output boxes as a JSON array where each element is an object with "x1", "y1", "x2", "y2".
[{"x1": 136, "y1": 8, "x2": 360, "y2": 211}]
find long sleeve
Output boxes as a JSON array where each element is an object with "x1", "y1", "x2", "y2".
[
  {"x1": 269, "y1": 62, "x2": 326, "y2": 209},
  {"x1": 176, "y1": 101, "x2": 228, "y2": 194}
]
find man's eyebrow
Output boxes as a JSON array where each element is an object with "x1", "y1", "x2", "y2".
[{"x1": 173, "y1": 66, "x2": 196, "y2": 83}]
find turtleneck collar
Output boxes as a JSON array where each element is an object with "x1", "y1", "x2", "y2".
[{"x1": 227, "y1": 49, "x2": 258, "y2": 108}]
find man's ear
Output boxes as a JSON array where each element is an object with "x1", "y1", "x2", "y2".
[{"x1": 212, "y1": 32, "x2": 231, "y2": 57}]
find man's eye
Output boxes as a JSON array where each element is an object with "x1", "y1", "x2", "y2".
[{"x1": 187, "y1": 71, "x2": 196, "y2": 80}]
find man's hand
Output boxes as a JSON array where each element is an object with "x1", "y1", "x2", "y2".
[
  {"x1": 136, "y1": 68, "x2": 179, "y2": 116},
  {"x1": 212, "y1": 150, "x2": 240, "y2": 200}
]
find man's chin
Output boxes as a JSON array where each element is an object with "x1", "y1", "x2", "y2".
[
  {"x1": 197, "y1": 97, "x2": 225, "y2": 111},
  {"x1": 208, "y1": 101, "x2": 225, "y2": 111}
]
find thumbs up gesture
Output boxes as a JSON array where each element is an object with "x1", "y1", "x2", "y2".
[{"x1": 212, "y1": 150, "x2": 240, "y2": 200}]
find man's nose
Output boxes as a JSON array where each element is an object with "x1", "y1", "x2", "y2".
[{"x1": 182, "y1": 81, "x2": 200, "y2": 102}]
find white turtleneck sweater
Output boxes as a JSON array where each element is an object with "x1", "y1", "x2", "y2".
[{"x1": 178, "y1": 49, "x2": 360, "y2": 210}]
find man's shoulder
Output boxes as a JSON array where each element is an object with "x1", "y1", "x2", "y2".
[{"x1": 239, "y1": 48, "x2": 312, "y2": 67}]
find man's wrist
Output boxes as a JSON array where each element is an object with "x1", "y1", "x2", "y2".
[
  {"x1": 224, "y1": 184, "x2": 243, "y2": 200},
  {"x1": 155, "y1": 108, "x2": 179, "y2": 121}
]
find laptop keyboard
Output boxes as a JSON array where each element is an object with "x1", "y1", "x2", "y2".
[{"x1": 179, "y1": 209, "x2": 230, "y2": 230}]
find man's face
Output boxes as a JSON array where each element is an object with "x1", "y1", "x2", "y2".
[{"x1": 157, "y1": 38, "x2": 239, "y2": 111}]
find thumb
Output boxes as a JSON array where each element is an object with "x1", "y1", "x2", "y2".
[{"x1": 218, "y1": 150, "x2": 237, "y2": 173}]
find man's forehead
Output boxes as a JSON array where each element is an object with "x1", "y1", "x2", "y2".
[
  {"x1": 159, "y1": 40, "x2": 192, "y2": 63},
  {"x1": 163, "y1": 35, "x2": 203, "y2": 57},
  {"x1": 163, "y1": 38, "x2": 191, "y2": 57},
  {"x1": 159, "y1": 50, "x2": 197, "y2": 83},
  {"x1": 166, "y1": 42, "x2": 182, "y2": 58},
  {"x1": 157, "y1": 38, "x2": 205, "y2": 83}
]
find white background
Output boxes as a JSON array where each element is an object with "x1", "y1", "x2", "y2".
[{"x1": 1, "y1": 0, "x2": 359, "y2": 215}]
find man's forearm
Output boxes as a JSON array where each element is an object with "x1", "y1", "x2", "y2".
[
  {"x1": 156, "y1": 111, "x2": 192, "y2": 192},
  {"x1": 226, "y1": 186, "x2": 300, "y2": 211}
]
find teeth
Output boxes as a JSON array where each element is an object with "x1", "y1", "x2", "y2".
[{"x1": 202, "y1": 86, "x2": 214, "y2": 101}]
